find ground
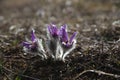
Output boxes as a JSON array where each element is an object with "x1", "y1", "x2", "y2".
[{"x1": 0, "y1": 0, "x2": 120, "y2": 80}]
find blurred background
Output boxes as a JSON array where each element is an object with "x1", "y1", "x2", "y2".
[
  {"x1": 0, "y1": 0, "x2": 120, "y2": 40},
  {"x1": 0, "y1": 0, "x2": 120, "y2": 41},
  {"x1": 0, "y1": 0, "x2": 120, "y2": 36},
  {"x1": 0, "y1": 0, "x2": 120, "y2": 25}
]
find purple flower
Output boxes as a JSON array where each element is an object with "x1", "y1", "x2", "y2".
[
  {"x1": 22, "y1": 29, "x2": 38, "y2": 51},
  {"x1": 60, "y1": 25, "x2": 77, "y2": 47},
  {"x1": 48, "y1": 24, "x2": 59, "y2": 37},
  {"x1": 21, "y1": 23, "x2": 77, "y2": 61}
]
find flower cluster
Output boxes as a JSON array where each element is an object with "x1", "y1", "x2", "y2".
[
  {"x1": 22, "y1": 24, "x2": 77, "y2": 61},
  {"x1": 22, "y1": 29, "x2": 47, "y2": 59}
]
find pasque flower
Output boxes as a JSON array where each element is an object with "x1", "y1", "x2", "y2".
[
  {"x1": 47, "y1": 24, "x2": 59, "y2": 38},
  {"x1": 59, "y1": 25, "x2": 77, "y2": 48},
  {"x1": 22, "y1": 29, "x2": 47, "y2": 59},
  {"x1": 22, "y1": 29, "x2": 38, "y2": 51},
  {"x1": 47, "y1": 24, "x2": 77, "y2": 61},
  {"x1": 22, "y1": 23, "x2": 77, "y2": 61}
]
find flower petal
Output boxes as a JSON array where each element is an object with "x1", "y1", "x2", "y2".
[
  {"x1": 59, "y1": 24, "x2": 67, "y2": 36},
  {"x1": 61, "y1": 24, "x2": 67, "y2": 30},
  {"x1": 48, "y1": 24, "x2": 59, "y2": 37},
  {"x1": 70, "y1": 32, "x2": 77, "y2": 43},
  {"x1": 22, "y1": 42, "x2": 31, "y2": 49},
  {"x1": 61, "y1": 27, "x2": 68, "y2": 42},
  {"x1": 31, "y1": 29, "x2": 36, "y2": 42},
  {"x1": 52, "y1": 26, "x2": 58, "y2": 36}
]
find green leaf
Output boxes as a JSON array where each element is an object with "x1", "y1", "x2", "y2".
[{"x1": 15, "y1": 76, "x2": 21, "y2": 80}]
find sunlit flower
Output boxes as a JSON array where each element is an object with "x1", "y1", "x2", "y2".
[
  {"x1": 60, "y1": 25, "x2": 77, "y2": 48},
  {"x1": 22, "y1": 23, "x2": 77, "y2": 61},
  {"x1": 22, "y1": 29, "x2": 38, "y2": 51},
  {"x1": 48, "y1": 24, "x2": 59, "y2": 38},
  {"x1": 22, "y1": 29, "x2": 47, "y2": 59}
]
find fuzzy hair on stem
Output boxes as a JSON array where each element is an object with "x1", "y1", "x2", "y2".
[{"x1": 22, "y1": 24, "x2": 77, "y2": 61}]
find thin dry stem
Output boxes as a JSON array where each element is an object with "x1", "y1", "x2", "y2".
[{"x1": 73, "y1": 69, "x2": 120, "y2": 80}]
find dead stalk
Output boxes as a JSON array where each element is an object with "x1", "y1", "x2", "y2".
[{"x1": 73, "y1": 69, "x2": 120, "y2": 80}]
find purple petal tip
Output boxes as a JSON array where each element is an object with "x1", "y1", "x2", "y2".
[
  {"x1": 70, "y1": 32, "x2": 77, "y2": 43},
  {"x1": 31, "y1": 29, "x2": 36, "y2": 42}
]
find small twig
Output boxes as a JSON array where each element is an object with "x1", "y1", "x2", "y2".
[
  {"x1": 4, "y1": 73, "x2": 13, "y2": 80},
  {"x1": 73, "y1": 69, "x2": 120, "y2": 80},
  {"x1": 0, "y1": 64, "x2": 40, "y2": 80}
]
